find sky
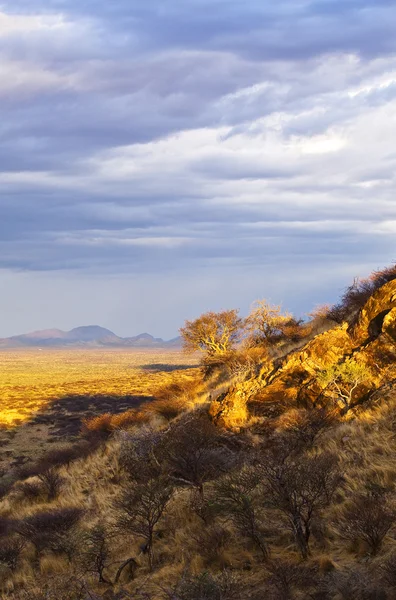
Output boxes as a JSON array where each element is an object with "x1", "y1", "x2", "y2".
[{"x1": 0, "y1": 0, "x2": 395, "y2": 338}]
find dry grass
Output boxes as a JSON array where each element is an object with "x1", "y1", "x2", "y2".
[
  {"x1": 0, "y1": 349, "x2": 200, "y2": 492},
  {"x1": 0, "y1": 348, "x2": 199, "y2": 427}
]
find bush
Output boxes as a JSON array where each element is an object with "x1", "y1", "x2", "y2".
[
  {"x1": 245, "y1": 300, "x2": 305, "y2": 349},
  {"x1": 203, "y1": 347, "x2": 268, "y2": 380},
  {"x1": 259, "y1": 451, "x2": 341, "y2": 559},
  {"x1": 81, "y1": 412, "x2": 113, "y2": 439},
  {"x1": 212, "y1": 468, "x2": 268, "y2": 559},
  {"x1": 146, "y1": 397, "x2": 186, "y2": 421},
  {"x1": 276, "y1": 408, "x2": 338, "y2": 452},
  {"x1": 336, "y1": 490, "x2": 396, "y2": 555},
  {"x1": 265, "y1": 560, "x2": 315, "y2": 600},
  {"x1": 317, "y1": 359, "x2": 373, "y2": 411},
  {"x1": 162, "y1": 415, "x2": 237, "y2": 497},
  {"x1": 118, "y1": 427, "x2": 164, "y2": 482},
  {"x1": 169, "y1": 570, "x2": 242, "y2": 600},
  {"x1": 15, "y1": 507, "x2": 83, "y2": 558},
  {"x1": 82, "y1": 410, "x2": 150, "y2": 439},
  {"x1": 114, "y1": 476, "x2": 174, "y2": 571},
  {"x1": 330, "y1": 566, "x2": 389, "y2": 600},
  {"x1": 17, "y1": 480, "x2": 45, "y2": 501},
  {"x1": 328, "y1": 265, "x2": 396, "y2": 324},
  {"x1": 0, "y1": 536, "x2": 25, "y2": 571}
]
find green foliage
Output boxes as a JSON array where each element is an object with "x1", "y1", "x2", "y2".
[{"x1": 317, "y1": 359, "x2": 373, "y2": 409}]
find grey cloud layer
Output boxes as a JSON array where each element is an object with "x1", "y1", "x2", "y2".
[{"x1": 0, "y1": 0, "x2": 395, "y2": 334}]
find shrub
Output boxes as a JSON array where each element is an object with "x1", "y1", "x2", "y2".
[
  {"x1": 317, "y1": 359, "x2": 374, "y2": 410},
  {"x1": 147, "y1": 397, "x2": 185, "y2": 421},
  {"x1": 15, "y1": 507, "x2": 83, "y2": 558},
  {"x1": 154, "y1": 379, "x2": 202, "y2": 404},
  {"x1": 82, "y1": 410, "x2": 149, "y2": 439},
  {"x1": 259, "y1": 451, "x2": 341, "y2": 559},
  {"x1": 17, "y1": 480, "x2": 45, "y2": 501},
  {"x1": 381, "y1": 551, "x2": 396, "y2": 588},
  {"x1": 81, "y1": 412, "x2": 113, "y2": 439},
  {"x1": 0, "y1": 536, "x2": 25, "y2": 571},
  {"x1": 169, "y1": 570, "x2": 242, "y2": 600},
  {"x1": 162, "y1": 415, "x2": 237, "y2": 497},
  {"x1": 110, "y1": 409, "x2": 149, "y2": 430},
  {"x1": 114, "y1": 476, "x2": 174, "y2": 571},
  {"x1": 203, "y1": 347, "x2": 268, "y2": 380},
  {"x1": 265, "y1": 560, "x2": 315, "y2": 600},
  {"x1": 277, "y1": 408, "x2": 338, "y2": 452},
  {"x1": 328, "y1": 265, "x2": 396, "y2": 324},
  {"x1": 330, "y1": 566, "x2": 389, "y2": 600},
  {"x1": 42, "y1": 443, "x2": 92, "y2": 467},
  {"x1": 191, "y1": 525, "x2": 231, "y2": 567},
  {"x1": 336, "y1": 490, "x2": 396, "y2": 555},
  {"x1": 0, "y1": 516, "x2": 13, "y2": 537},
  {"x1": 212, "y1": 468, "x2": 268, "y2": 559},
  {"x1": 37, "y1": 467, "x2": 64, "y2": 501},
  {"x1": 118, "y1": 427, "x2": 164, "y2": 483},
  {"x1": 245, "y1": 300, "x2": 304, "y2": 349}
]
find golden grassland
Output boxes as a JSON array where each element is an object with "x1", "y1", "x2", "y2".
[{"x1": 0, "y1": 348, "x2": 199, "y2": 427}]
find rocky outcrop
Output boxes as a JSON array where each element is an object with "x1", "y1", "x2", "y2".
[
  {"x1": 351, "y1": 280, "x2": 396, "y2": 343},
  {"x1": 210, "y1": 280, "x2": 396, "y2": 428}
]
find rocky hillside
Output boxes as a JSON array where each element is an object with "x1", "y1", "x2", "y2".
[
  {"x1": 210, "y1": 278, "x2": 396, "y2": 427},
  {"x1": 0, "y1": 269, "x2": 395, "y2": 600}
]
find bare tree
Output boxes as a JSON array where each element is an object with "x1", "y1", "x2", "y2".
[
  {"x1": 245, "y1": 300, "x2": 302, "y2": 348},
  {"x1": 180, "y1": 309, "x2": 243, "y2": 357},
  {"x1": 114, "y1": 476, "x2": 173, "y2": 571},
  {"x1": 162, "y1": 416, "x2": 236, "y2": 499},
  {"x1": 81, "y1": 524, "x2": 113, "y2": 584},
  {"x1": 212, "y1": 468, "x2": 269, "y2": 559},
  {"x1": 264, "y1": 560, "x2": 314, "y2": 600},
  {"x1": 336, "y1": 489, "x2": 396, "y2": 555},
  {"x1": 118, "y1": 427, "x2": 163, "y2": 483},
  {"x1": 259, "y1": 452, "x2": 340, "y2": 559}
]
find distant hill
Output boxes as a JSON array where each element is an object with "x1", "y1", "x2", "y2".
[{"x1": 0, "y1": 326, "x2": 182, "y2": 348}]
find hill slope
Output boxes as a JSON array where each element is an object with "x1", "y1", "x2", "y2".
[{"x1": 0, "y1": 270, "x2": 395, "y2": 599}]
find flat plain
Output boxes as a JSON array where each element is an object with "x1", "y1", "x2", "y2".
[
  {"x1": 0, "y1": 348, "x2": 198, "y2": 426},
  {"x1": 0, "y1": 348, "x2": 199, "y2": 480}
]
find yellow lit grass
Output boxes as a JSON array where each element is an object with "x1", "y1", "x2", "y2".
[
  {"x1": 0, "y1": 348, "x2": 199, "y2": 427},
  {"x1": 3, "y1": 394, "x2": 396, "y2": 598}
]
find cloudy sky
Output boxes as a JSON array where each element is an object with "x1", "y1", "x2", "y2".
[{"x1": 0, "y1": 0, "x2": 395, "y2": 338}]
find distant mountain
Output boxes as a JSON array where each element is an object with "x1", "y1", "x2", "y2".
[
  {"x1": 0, "y1": 326, "x2": 182, "y2": 349},
  {"x1": 66, "y1": 326, "x2": 118, "y2": 342}
]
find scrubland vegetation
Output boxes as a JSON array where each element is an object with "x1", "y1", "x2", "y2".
[{"x1": 0, "y1": 265, "x2": 395, "y2": 599}]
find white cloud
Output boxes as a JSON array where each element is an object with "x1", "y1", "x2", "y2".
[{"x1": 0, "y1": 11, "x2": 68, "y2": 35}]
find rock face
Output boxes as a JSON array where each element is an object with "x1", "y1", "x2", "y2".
[
  {"x1": 210, "y1": 279, "x2": 396, "y2": 428},
  {"x1": 351, "y1": 280, "x2": 396, "y2": 343}
]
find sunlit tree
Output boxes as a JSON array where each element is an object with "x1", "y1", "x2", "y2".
[{"x1": 180, "y1": 309, "x2": 243, "y2": 356}]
